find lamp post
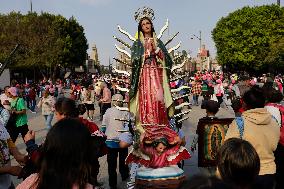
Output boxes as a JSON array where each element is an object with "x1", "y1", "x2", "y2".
[
  {"x1": 30, "y1": 0, "x2": 33, "y2": 12},
  {"x1": 191, "y1": 31, "x2": 203, "y2": 71},
  {"x1": 191, "y1": 30, "x2": 202, "y2": 53}
]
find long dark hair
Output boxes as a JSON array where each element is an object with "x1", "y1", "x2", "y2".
[
  {"x1": 36, "y1": 118, "x2": 92, "y2": 189},
  {"x1": 138, "y1": 17, "x2": 155, "y2": 39}
]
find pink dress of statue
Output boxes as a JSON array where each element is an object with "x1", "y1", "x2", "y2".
[
  {"x1": 126, "y1": 37, "x2": 190, "y2": 168},
  {"x1": 138, "y1": 37, "x2": 177, "y2": 144}
]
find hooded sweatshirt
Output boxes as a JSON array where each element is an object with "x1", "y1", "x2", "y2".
[{"x1": 225, "y1": 108, "x2": 280, "y2": 175}]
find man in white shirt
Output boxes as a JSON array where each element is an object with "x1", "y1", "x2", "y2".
[{"x1": 102, "y1": 94, "x2": 129, "y2": 189}]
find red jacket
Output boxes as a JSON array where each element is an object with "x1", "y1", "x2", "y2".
[{"x1": 79, "y1": 117, "x2": 108, "y2": 156}]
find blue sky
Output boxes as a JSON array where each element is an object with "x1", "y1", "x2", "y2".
[{"x1": 0, "y1": 0, "x2": 278, "y2": 65}]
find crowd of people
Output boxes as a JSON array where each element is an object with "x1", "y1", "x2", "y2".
[
  {"x1": 189, "y1": 71, "x2": 284, "y2": 189},
  {"x1": 0, "y1": 70, "x2": 283, "y2": 189}
]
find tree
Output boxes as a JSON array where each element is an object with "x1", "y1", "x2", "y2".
[
  {"x1": 0, "y1": 12, "x2": 88, "y2": 79},
  {"x1": 212, "y1": 5, "x2": 284, "y2": 73},
  {"x1": 51, "y1": 16, "x2": 88, "y2": 68},
  {"x1": 265, "y1": 37, "x2": 284, "y2": 72},
  {"x1": 0, "y1": 12, "x2": 23, "y2": 62}
]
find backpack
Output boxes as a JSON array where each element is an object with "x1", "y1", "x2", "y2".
[
  {"x1": 201, "y1": 83, "x2": 208, "y2": 92},
  {"x1": 266, "y1": 103, "x2": 284, "y2": 146}
]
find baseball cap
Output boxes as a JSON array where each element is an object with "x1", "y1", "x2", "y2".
[
  {"x1": 8, "y1": 87, "x2": 18, "y2": 97},
  {"x1": 112, "y1": 94, "x2": 123, "y2": 101}
]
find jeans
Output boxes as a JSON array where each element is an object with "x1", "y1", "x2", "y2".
[
  {"x1": 29, "y1": 99, "x2": 36, "y2": 111},
  {"x1": 25, "y1": 96, "x2": 30, "y2": 109},
  {"x1": 107, "y1": 147, "x2": 129, "y2": 188},
  {"x1": 193, "y1": 95, "x2": 199, "y2": 105},
  {"x1": 44, "y1": 114, "x2": 54, "y2": 130}
]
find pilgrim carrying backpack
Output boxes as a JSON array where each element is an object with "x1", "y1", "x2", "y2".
[{"x1": 266, "y1": 103, "x2": 284, "y2": 146}]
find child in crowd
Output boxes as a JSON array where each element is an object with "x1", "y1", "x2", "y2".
[
  {"x1": 193, "y1": 100, "x2": 233, "y2": 177},
  {"x1": 201, "y1": 99, "x2": 220, "y2": 118}
]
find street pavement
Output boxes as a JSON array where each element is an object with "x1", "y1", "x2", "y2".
[{"x1": 11, "y1": 95, "x2": 235, "y2": 189}]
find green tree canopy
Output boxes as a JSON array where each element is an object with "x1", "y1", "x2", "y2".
[
  {"x1": 212, "y1": 5, "x2": 284, "y2": 73},
  {"x1": 0, "y1": 12, "x2": 88, "y2": 77}
]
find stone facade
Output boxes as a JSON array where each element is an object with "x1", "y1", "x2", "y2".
[
  {"x1": 116, "y1": 46, "x2": 131, "y2": 72},
  {"x1": 86, "y1": 43, "x2": 100, "y2": 73}
]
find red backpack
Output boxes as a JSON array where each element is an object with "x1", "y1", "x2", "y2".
[{"x1": 266, "y1": 103, "x2": 284, "y2": 146}]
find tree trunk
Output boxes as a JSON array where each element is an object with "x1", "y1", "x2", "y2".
[{"x1": 52, "y1": 64, "x2": 56, "y2": 82}]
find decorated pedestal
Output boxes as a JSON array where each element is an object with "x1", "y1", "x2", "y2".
[{"x1": 135, "y1": 166, "x2": 185, "y2": 189}]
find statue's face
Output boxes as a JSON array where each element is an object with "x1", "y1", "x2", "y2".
[
  {"x1": 156, "y1": 142, "x2": 166, "y2": 154},
  {"x1": 141, "y1": 19, "x2": 152, "y2": 36}
]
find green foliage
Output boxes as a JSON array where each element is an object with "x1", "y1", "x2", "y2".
[
  {"x1": 265, "y1": 37, "x2": 284, "y2": 69},
  {"x1": 0, "y1": 12, "x2": 88, "y2": 76},
  {"x1": 212, "y1": 5, "x2": 284, "y2": 73}
]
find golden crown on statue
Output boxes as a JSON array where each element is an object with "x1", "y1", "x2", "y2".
[{"x1": 134, "y1": 6, "x2": 155, "y2": 23}]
